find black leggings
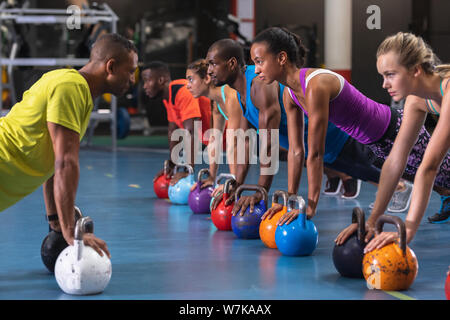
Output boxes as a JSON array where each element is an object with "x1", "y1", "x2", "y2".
[{"x1": 325, "y1": 137, "x2": 381, "y2": 183}]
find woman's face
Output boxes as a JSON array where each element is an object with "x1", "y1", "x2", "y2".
[
  {"x1": 186, "y1": 69, "x2": 209, "y2": 98},
  {"x1": 376, "y1": 51, "x2": 416, "y2": 101},
  {"x1": 250, "y1": 41, "x2": 281, "y2": 84}
]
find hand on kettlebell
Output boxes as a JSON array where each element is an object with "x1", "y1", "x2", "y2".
[
  {"x1": 232, "y1": 191, "x2": 263, "y2": 216},
  {"x1": 82, "y1": 233, "x2": 111, "y2": 258},
  {"x1": 363, "y1": 231, "x2": 399, "y2": 253},
  {"x1": 334, "y1": 223, "x2": 358, "y2": 246},
  {"x1": 170, "y1": 171, "x2": 189, "y2": 186},
  {"x1": 276, "y1": 208, "x2": 300, "y2": 226},
  {"x1": 190, "y1": 176, "x2": 215, "y2": 192},
  {"x1": 210, "y1": 190, "x2": 224, "y2": 210},
  {"x1": 212, "y1": 184, "x2": 224, "y2": 198},
  {"x1": 261, "y1": 203, "x2": 283, "y2": 221}
]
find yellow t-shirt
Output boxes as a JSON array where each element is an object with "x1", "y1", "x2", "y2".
[{"x1": 0, "y1": 68, "x2": 93, "y2": 211}]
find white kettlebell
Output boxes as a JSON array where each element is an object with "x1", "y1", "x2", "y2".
[{"x1": 54, "y1": 216, "x2": 112, "y2": 295}]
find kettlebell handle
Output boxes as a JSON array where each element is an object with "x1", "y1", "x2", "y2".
[
  {"x1": 235, "y1": 184, "x2": 268, "y2": 206},
  {"x1": 197, "y1": 168, "x2": 211, "y2": 182},
  {"x1": 173, "y1": 164, "x2": 194, "y2": 175},
  {"x1": 163, "y1": 160, "x2": 172, "y2": 175},
  {"x1": 215, "y1": 173, "x2": 235, "y2": 186},
  {"x1": 223, "y1": 178, "x2": 236, "y2": 194},
  {"x1": 351, "y1": 207, "x2": 366, "y2": 245},
  {"x1": 375, "y1": 215, "x2": 407, "y2": 254},
  {"x1": 271, "y1": 190, "x2": 288, "y2": 207},
  {"x1": 287, "y1": 194, "x2": 306, "y2": 213},
  {"x1": 74, "y1": 216, "x2": 94, "y2": 241}
]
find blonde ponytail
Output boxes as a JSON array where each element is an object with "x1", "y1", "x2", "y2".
[{"x1": 434, "y1": 64, "x2": 450, "y2": 78}]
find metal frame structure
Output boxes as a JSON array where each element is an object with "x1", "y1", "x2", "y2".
[{"x1": 0, "y1": 1, "x2": 119, "y2": 150}]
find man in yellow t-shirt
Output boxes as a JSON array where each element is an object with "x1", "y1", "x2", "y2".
[{"x1": 0, "y1": 33, "x2": 138, "y2": 258}]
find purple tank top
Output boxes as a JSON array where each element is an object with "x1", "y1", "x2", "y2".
[{"x1": 288, "y1": 68, "x2": 391, "y2": 144}]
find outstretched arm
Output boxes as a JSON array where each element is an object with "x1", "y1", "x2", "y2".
[
  {"x1": 365, "y1": 96, "x2": 427, "y2": 240},
  {"x1": 303, "y1": 78, "x2": 331, "y2": 218},
  {"x1": 47, "y1": 121, "x2": 110, "y2": 257}
]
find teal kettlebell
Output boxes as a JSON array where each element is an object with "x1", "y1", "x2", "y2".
[{"x1": 168, "y1": 164, "x2": 195, "y2": 205}]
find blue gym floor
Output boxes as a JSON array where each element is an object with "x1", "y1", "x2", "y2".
[{"x1": 0, "y1": 148, "x2": 448, "y2": 300}]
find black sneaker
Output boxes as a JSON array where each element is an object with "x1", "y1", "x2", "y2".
[
  {"x1": 341, "y1": 178, "x2": 362, "y2": 199},
  {"x1": 428, "y1": 195, "x2": 450, "y2": 224},
  {"x1": 323, "y1": 177, "x2": 342, "y2": 195}
]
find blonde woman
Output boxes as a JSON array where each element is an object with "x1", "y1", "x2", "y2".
[{"x1": 337, "y1": 32, "x2": 450, "y2": 250}]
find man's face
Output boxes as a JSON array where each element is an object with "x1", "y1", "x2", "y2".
[
  {"x1": 141, "y1": 68, "x2": 165, "y2": 98},
  {"x1": 107, "y1": 51, "x2": 138, "y2": 96},
  {"x1": 206, "y1": 48, "x2": 233, "y2": 87}
]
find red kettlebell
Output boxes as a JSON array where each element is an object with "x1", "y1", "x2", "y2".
[
  {"x1": 211, "y1": 178, "x2": 236, "y2": 231},
  {"x1": 153, "y1": 160, "x2": 172, "y2": 199}
]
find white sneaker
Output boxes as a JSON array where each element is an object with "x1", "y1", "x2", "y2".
[
  {"x1": 323, "y1": 177, "x2": 342, "y2": 195},
  {"x1": 387, "y1": 181, "x2": 413, "y2": 213},
  {"x1": 341, "y1": 179, "x2": 362, "y2": 199}
]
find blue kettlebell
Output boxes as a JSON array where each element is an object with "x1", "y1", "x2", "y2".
[
  {"x1": 168, "y1": 164, "x2": 195, "y2": 205},
  {"x1": 275, "y1": 195, "x2": 318, "y2": 256},
  {"x1": 332, "y1": 207, "x2": 367, "y2": 278},
  {"x1": 231, "y1": 184, "x2": 268, "y2": 239},
  {"x1": 210, "y1": 173, "x2": 236, "y2": 211},
  {"x1": 188, "y1": 168, "x2": 214, "y2": 214}
]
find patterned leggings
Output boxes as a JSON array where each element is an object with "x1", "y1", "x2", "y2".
[{"x1": 368, "y1": 108, "x2": 450, "y2": 189}]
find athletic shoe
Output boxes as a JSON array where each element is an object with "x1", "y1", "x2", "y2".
[
  {"x1": 428, "y1": 195, "x2": 450, "y2": 224},
  {"x1": 341, "y1": 179, "x2": 362, "y2": 199},
  {"x1": 323, "y1": 177, "x2": 342, "y2": 195},
  {"x1": 387, "y1": 181, "x2": 413, "y2": 213}
]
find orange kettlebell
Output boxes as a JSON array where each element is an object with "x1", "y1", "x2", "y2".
[
  {"x1": 259, "y1": 190, "x2": 288, "y2": 249},
  {"x1": 362, "y1": 215, "x2": 418, "y2": 291}
]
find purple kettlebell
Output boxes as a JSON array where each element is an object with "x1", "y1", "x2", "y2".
[{"x1": 188, "y1": 168, "x2": 214, "y2": 214}]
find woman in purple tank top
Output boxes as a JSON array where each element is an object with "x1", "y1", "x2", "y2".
[
  {"x1": 250, "y1": 27, "x2": 449, "y2": 220},
  {"x1": 338, "y1": 32, "x2": 450, "y2": 252}
]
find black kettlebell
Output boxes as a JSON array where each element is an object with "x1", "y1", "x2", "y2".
[
  {"x1": 40, "y1": 206, "x2": 83, "y2": 273},
  {"x1": 332, "y1": 207, "x2": 367, "y2": 278}
]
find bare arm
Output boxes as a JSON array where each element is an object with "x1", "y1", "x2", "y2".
[
  {"x1": 208, "y1": 101, "x2": 226, "y2": 181},
  {"x1": 47, "y1": 122, "x2": 79, "y2": 244},
  {"x1": 366, "y1": 95, "x2": 427, "y2": 235},
  {"x1": 181, "y1": 117, "x2": 201, "y2": 168},
  {"x1": 224, "y1": 87, "x2": 243, "y2": 177},
  {"x1": 252, "y1": 81, "x2": 281, "y2": 192},
  {"x1": 284, "y1": 89, "x2": 306, "y2": 196},
  {"x1": 261, "y1": 88, "x2": 305, "y2": 224},
  {"x1": 303, "y1": 78, "x2": 331, "y2": 218},
  {"x1": 405, "y1": 89, "x2": 450, "y2": 241},
  {"x1": 47, "y1": 122, "x2": 109, "y2": 257},
  {"x1": 230, "y1": 81, "x2": 280, "y2": 215}
]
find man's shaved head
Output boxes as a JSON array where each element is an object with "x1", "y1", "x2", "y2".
[
  {"x1": 208, "y1": 38, "x2": 245, "y2": 68},
  {"x1": 90, "y1": 33, "x2": 138, "y2": 64}
]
